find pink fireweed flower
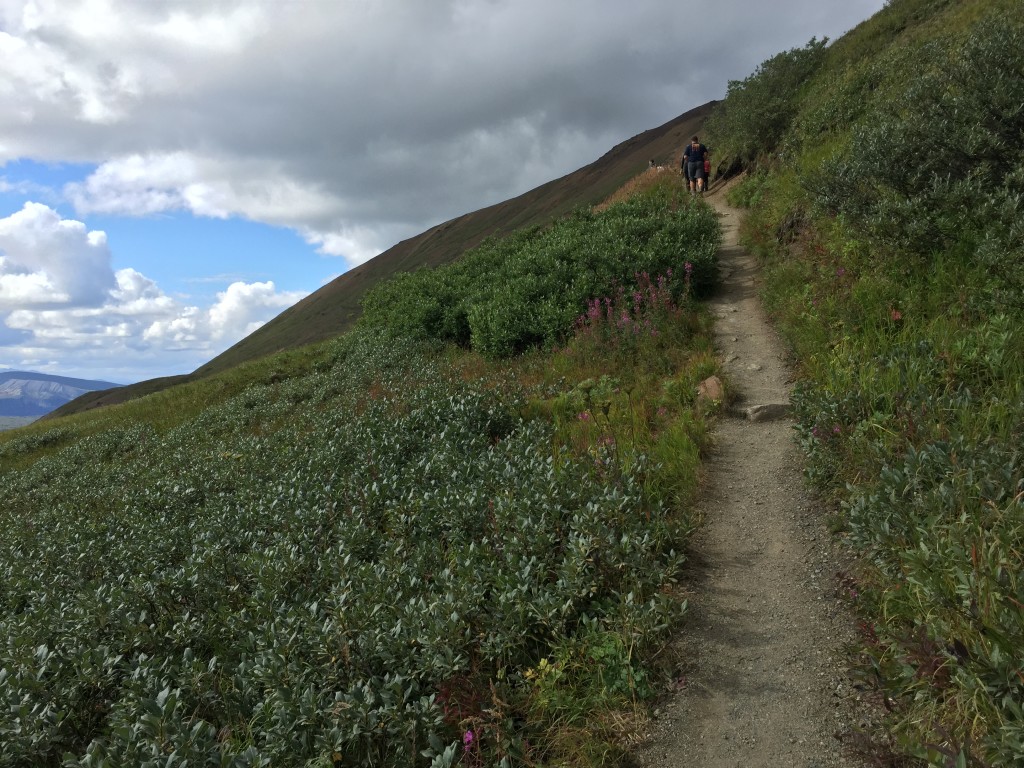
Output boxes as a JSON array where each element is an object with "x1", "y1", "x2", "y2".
[
  {"x1": 890, "y1": 308, "x2": 903, "y2": 322},
  {"x1": 578, "y1": 411, "x2": 591, "y2": 422},
  {"x1": 463, "y1": 730, "x2": 474, "y2": 750}
]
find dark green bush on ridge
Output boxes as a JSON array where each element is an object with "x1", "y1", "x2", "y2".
[
  {"x1": 703, "y1": 37, "x2": 828, "y2": 175},
  {"x1": 359, "y1": 184, "x2": 719, "y2": 358}
]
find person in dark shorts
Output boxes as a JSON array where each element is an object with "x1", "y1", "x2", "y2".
[{"x1": 683, "y1": 135, "x2": 708, "y2": 194}]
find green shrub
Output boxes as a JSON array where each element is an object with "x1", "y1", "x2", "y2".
[
  {"x1": 360, "y1": 188, "x2": 719, "y2": 358},
  {"x1": 704, "y1": 38, "x2": 829, "y2": 174},
  {"x1": 727, "y1": 3, "x2": 1024, "y2": 760},
  {"x1": 809, "y1": 12, "x2": 1024, "y2": 307}
]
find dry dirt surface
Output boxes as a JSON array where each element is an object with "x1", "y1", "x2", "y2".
[{"x1": 632, "y1": 185, "x2": 872, "y2": 768}]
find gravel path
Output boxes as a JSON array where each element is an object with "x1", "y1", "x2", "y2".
[{"x1": 632, "y1": 188, "x2": 870, "y2": 768}]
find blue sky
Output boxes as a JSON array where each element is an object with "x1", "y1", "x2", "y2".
[
  {"x1": 0, "y1": 0, "x2": 886, "y2": 384},
  {"x1": 1, "y1": 159, "x2": 330, "y2": 302}
]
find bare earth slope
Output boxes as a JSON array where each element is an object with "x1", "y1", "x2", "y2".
[{"x1": 634, "y1": 187, "x2": 868, "y2": 767}]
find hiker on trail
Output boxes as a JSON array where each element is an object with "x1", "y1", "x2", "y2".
[
  {"x1": 704, "y1": 152, "x2": 712, "y2": 191},
  {"x1": 683, "y1": 135, "x2": 708, "y2": 194}
]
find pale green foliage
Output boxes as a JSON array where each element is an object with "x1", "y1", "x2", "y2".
[{"x1": 0, "y1": 331, "x2": 692, "y2": 766}]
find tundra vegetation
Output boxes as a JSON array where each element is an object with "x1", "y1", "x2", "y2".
[
  {"x1": 706, "y1": 0, "x2": 1024, "y2": 763},
  {"x1": 0, "y1": 173, "x2": 721, "y2": 766}
]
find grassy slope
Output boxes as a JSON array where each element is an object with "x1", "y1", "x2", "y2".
[
  {"x1": 706, "y1": 0, "x2": 1024, "y2": 763},
  {"x1": 50, "y1": 101, "x2": 715, "y2": 419}
]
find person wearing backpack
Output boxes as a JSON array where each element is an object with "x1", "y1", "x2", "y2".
[{"x1": 683, "y1": 135, "x2": 708, "y2": 195}]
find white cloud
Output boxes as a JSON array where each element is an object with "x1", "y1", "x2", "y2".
[
  {"x1": 0, "y1": 203, "x2": 308, "y2": 380},
  {"x1": 207, "y1": 280, "x2": 305, "y2": 339},
  {"x1": 141, "y1": 279, "x2": 306, "y2": 347},
  {"x1": 0, "y1": 0, "x2": 269, "y2": 126},
  {"x1": 64, "y1": 152, "x2": 381, "y2": 263},
  {"x1": 0, "y1": 201, "x2": 115, "y2": 309}
]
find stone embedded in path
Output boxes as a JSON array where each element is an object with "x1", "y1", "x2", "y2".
[{"x1": 743, "y1": 403, "x2": 791, "y2": 422}]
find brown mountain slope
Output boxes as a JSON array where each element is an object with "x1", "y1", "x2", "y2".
[{"x1": 51, "y1": 100, "x2": 715, "y2": 418}]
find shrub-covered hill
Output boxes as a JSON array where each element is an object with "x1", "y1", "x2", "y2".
[
  {"x1": 0, "y1": 175, "x2": 722, "y2": 765},
  {"x1": 50, "y1": 101, "x2": 715, "y2": 420},
  {"x1": 705, "y1": 0, "x2": 1024, "y2": 763}
]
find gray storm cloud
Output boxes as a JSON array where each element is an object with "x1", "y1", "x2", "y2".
[{"x1": 0, "y1": 0, "x2": 885, "y2": 264}]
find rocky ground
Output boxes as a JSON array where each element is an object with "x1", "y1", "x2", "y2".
[{"x1": 632, "y1": 185, "x2": 876, "y2": 768}]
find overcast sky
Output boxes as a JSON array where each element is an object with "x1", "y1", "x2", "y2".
[{"x1": 0, "y1": 0, "x2": 886, "y2": 384}]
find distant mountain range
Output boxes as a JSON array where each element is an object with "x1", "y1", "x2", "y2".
[{"x1": 0, "y1": 371, "x2": 120, "y2": 418}]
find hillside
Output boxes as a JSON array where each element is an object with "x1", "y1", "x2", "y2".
[
  {"x1": 51, "y1": 101, "x2": 714, "y2": 418},
  {"x1": 0, "y1": 170, "x2": 722, "y2": 764},
  {"x1": 703, "y1": 0, "x2": 1024, "y2": 763},
  {"x1": 6, "y1": 0, "x2": 1022, "y2": 761},
  {"x1": 0, "y1": 370, "x2": 119, "y2": 418}
]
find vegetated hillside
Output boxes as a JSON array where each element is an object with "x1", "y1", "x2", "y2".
[
  {"x1": 0, "y1": 371, "x2": 119, "y2": 417},
  {"x1": 705, "y1": 0, "x2": 1024, "y2": 763},
  {"x1": 0, "y1": 172, "x2": 721, "y2": 764},
  {"x1": 52, "y1": 101, "x2": 714, "y2": 419}
]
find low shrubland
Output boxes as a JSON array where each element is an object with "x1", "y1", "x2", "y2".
[
  {"x1": 709, "y1": 0, "x2": 1024, "y2": 763},
  {"x1": 0, "y1": 173, "x2": 720, "y2": 766}
]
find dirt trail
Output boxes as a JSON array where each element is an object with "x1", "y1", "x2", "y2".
[{"x1": 633, "y1": 188, "x2": 868, "y2": 767}]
